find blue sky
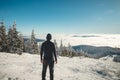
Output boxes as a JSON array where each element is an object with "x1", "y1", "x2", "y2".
[{"x1": 0, "y1": 0, "x2": 120, "y2": 35}]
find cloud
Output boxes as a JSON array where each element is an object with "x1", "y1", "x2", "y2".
[
  {"x1": 104, "y1": 9, "x2": 114, "y2": 15},
  {"x1": 96, "y1": 9, "x2": 114, "y2": 21}
]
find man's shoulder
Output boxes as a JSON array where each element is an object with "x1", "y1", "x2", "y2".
[
  {"x1": 50, "y1": 41, "x2": 54, "y2": 44},
  {"x1": 42, "y1": 41, "x2": 46, "y2": 44},
  {"x1": 42, "y1": 41, "x2": 54, "y2": 44},
  {"x1": 41, "y1": 41, "x2": 46, "y2": 46}
]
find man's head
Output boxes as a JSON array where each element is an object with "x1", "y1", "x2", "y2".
[{"x1": 46, "y1": 33, "x2": 52, "y2": 41}]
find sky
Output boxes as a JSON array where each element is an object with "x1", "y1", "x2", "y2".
[{"x1": 0, "y1": 0, "x2": 120, "y2": 35}]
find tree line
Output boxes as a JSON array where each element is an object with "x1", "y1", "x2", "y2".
[
  {"x1": 0, "y1": 21, "x2": 39, "y2": 55},
  {"x1": 0, "y1": 20, "x2": 88, "y2": 57}
]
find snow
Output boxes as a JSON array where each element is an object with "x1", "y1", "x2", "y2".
[
  {"x1": 1, "y1": 34, "x2": 120, "y2": 80},
  {"x1": 0, "y1": 52, "x2": 120, "y2": 80}
]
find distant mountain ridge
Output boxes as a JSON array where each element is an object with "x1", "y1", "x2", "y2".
[
  {"x1": 72, "y1": 35, "x2": 100, "y2": 37},
  {"x1": 23, "y1": 36, "x2": 45, "y2": 42},
  {"x1": 72, "y1": 45, "x2": 120, "y2": 58}
]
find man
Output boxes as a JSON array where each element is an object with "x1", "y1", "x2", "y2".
[{"x1": 40, "y1": 33, "x2": 57, "y2": 80}]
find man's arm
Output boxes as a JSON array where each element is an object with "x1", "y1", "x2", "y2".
[
  {"x1": 40, "y1": 43, "x2": 44, "y2": 63},
  {"x1": 53, "y1": 44, "x2": 57, "y2": 63}
]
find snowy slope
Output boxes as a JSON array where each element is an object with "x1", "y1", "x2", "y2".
[{"x1": 0, "y1": 52, "x2": 120, "y2": 80}]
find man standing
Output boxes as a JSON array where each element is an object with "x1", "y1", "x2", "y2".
[{"x1": 40, "y1": 33, "x2": 57, "y2": 80}]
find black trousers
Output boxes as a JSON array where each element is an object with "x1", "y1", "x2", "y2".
[{"x1": 42, "y1": 59, "x2": 54, "y2": 80}]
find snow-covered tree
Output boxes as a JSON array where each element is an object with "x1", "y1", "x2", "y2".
[
  {"x1": 0, "y1": 21, "x2": 7, "y2": 52},
  {"x1": 12, "y1": 22, "x2": 19, "y2": 53},
  {"x1": 67, "y1": 43, "x2": 72, "y2": 56},
  {"x1": 24, "y1": 38, "x2": 31, "y2": 53},
  {"x1": 30, "y1": 29, "x2": 39, "y2": 54},
  {"x1": 7, "y1": 27, "x2": 14, "y2": 52},
  {"x1": 54, "y1": 39, "x2": 58, "y2": 56},
  {"x1": 7, "y1": 21, "x2": 23, "y2": 54},
  {"x1": 17, "y1": 33, "x2": 24, "y2": 55},
  {"x1": 76, "y1": 49, "x2": 85, "y2": 56},
  {"x1": 59, "y1": 40, "x2": 63, "y2": 55},
  {"x1": 34, "y1": 41, "x2": 39, "y2": 54}
]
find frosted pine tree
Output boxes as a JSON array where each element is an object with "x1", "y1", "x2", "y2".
[
  {"x1": 11, "y1": 21, "x2": 20, "y2": 53},
  {"x1": 30, "y1": 29, "x2": 35, "y2": 53},
  {"x1": 12, "y1": 21, "x2": 18, "y2": 53},
  {"x1": 62, "y1": 45, "x2": 68, "y2": 56},
  {"x1": 30, "y1": 29, "x2": 39, "y2": 54},
  {"x1": 59, "y1": 41, "x2": 68, "y2": 56},
  {"x1": 17, "y1": 33, "x2": 24, "y2": 55},
  {"x1": 54, "y1": 39, "x2": 58, "y2": 56},
  {"x1": 7, "y1": 21, "x2": 23, "y2": 54},
  {"x1": 59, "y1": 40, "x2": 63, "y2": 55},
  {"x1": 34, "y1": 41, "x2": 39, "y2": 54},
  {"x1": 68, "y1": 43, "x2": 72, "y2": 56},
  {"x1": 7, "y1": 27, "x2": 14, "y2": 53},
  {"x1": 24, "y1": 39, "x2": 31, "y2": 53},
  {"x1": 0, "y1": 20, "x2": 7, "y2": 52},
  {"x1": 67, "y1": 43, "x2": 75, "y2": 57}
]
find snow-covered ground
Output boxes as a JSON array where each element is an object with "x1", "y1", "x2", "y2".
[
  {"x1": 35, "y1": 34, "x2": 120, "y2": 48},
  {"x1": 0, "y1": 52, "x2": 120, "y2": 80}
]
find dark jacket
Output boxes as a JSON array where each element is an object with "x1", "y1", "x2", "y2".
[{"x1": 40, "y1": 40, "x2": 57, "y2": 61}]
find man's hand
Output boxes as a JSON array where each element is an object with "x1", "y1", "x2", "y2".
[
  {"x1": 55, "y1": 60, "x2": 57, "y2": 64},
  {"x1": 41, "y1": 59, "x2": 43, "y2": 63}
]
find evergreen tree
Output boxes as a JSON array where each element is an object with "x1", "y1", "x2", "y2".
[
  {"x1": 54, "y1": 39, "x2": 58, "y2": 56},
  {"x1": 17, "y1": 33, "x2": 24, "y2": 55},
  {"x1": 34, "y1": 41, "x2": 39, "y2": 54},
  {"x1": 61, "y1": 46, "x2": 68, "y2": 56},
  {"x1": 0, "y1": 21, "x2": 7, "y2": 52},
  {"x1": 7, "y1": 21, "x2": 23, "y2": 54},
  {"x1": 12, "y1": 22, "x2": 19, "y2": 53},
  {"x1": 7, "y1": 27, "x2": 14, "y2": 52},
  {"x1": 24, "y1": 38, "x2": 31, "y2": 53},
  {"x1": 59, "y1": 40, "x2": 63, "y2": 55},
  {"x1": 67, "y1": 43, "x2": 76, "y2": 57},
  {"x1": 30, "y1": 29, "x2": 39, "y2": 54}
]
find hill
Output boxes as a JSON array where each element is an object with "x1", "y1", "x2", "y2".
[{"x1": 72, "y1": 45, "x2": 120, "y2": 58}]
